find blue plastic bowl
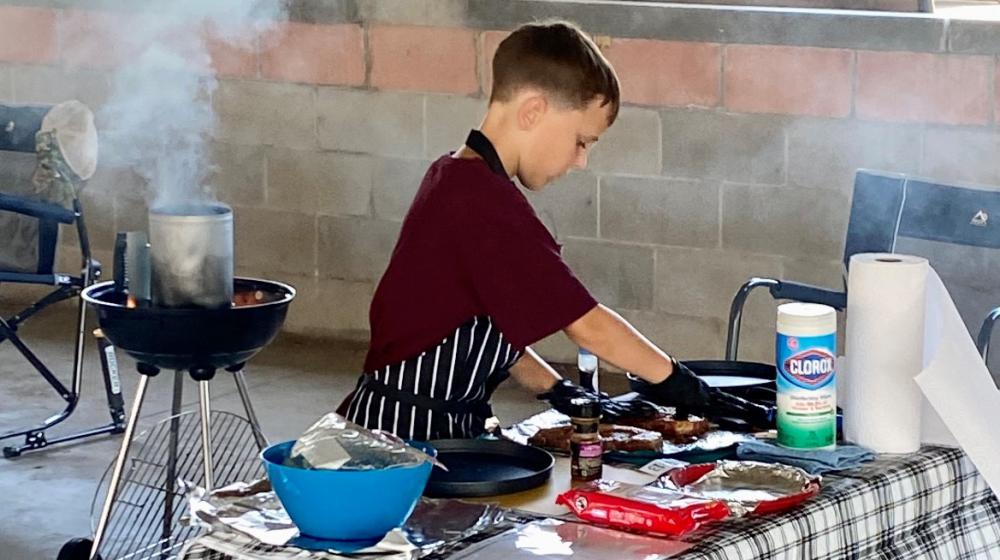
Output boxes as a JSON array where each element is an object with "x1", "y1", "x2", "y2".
[{"x1": 262, "y1": 440, "x2": 433, "y2": 541}]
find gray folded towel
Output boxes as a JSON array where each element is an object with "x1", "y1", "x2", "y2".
[{"x1": 736, "y1": 440, "x2": 876, "y2": 474}]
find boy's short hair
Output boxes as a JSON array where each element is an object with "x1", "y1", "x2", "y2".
[{"x1": 490, "y1": 20, "x2": 620, "y2": 125}]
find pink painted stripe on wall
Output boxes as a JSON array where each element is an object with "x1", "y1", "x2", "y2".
[
  {"x1": 724, "y1": 44, "x2": 853, "y2": 117},
  {"x1": 857, "y1": 51, "x2": 992, "y2": 126}
]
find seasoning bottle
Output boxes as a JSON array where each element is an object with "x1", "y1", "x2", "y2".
[
  {"x1": 569, "y1": 395, "x2": 603, "y2": 482},
  {"x1": 577, "y1": 348, "x2": 599, "y2": 392}
]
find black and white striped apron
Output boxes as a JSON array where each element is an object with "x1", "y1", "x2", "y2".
[
  {"x1": 345, "y1": 130, "x2": 520, "y2": 440},
  {"x1": 344, "y1": 315, "x2": 522, "y2": 440}
]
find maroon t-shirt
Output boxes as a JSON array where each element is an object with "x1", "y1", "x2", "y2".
[{"x1": 363, "y1": 155, "x2": 598, "y2": 373}]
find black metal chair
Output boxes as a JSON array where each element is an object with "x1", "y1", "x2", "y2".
[
  {"x1": 977, "y1": 308, "x2": 1000, "y2": 364},
  {"x1": 727, "y1": 169, "x2": 1000, "y2": 386},
  {"x1": 0, "y1": 103, "x2": 126, "y2": 457}
]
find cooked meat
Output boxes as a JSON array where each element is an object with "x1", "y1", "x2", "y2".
[
  {"x1": 618, "y1": 414, "x2": 711, "y2": 444},
  {"x1": 527, "y1": 424, "x2": 574, "y2": 451},
  {"x1": 527, "y1": 424, "x2": 663, "y2": 453},
  {"x1": 599, "y1": 424, "x2": 664, "y2": 452}
]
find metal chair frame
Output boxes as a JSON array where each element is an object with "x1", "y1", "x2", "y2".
[
  {"x1": 0, "y1": 104, "x2": 126, "y2": 457},
  {"x1": 726, "y1": 169, "x2": 1000, "y2": 365}
]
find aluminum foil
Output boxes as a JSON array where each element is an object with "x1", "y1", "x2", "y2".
[
  {"x1": 447, "y1": 518, "x2": 694, "y2": 560},
  {"x1": 182, "y1": 478, "x2": 508, "y2": 555},
  {"x1": 290, "y1": 413, "x2": 444, "y2": 471},
  {"x1": 654, "y1": 461, "x2": 820, "y2": 516},
  {"x1": 184, "y1": 479, "x2": 299, "y2": 546},
  {"x1": 581, "y1": 479, "x2": 722, "y2": 511},
  {"x1": 502, "y1": 408, "x2": 751, "y2": 457}
]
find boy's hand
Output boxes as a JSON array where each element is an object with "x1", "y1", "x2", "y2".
[
  {"x1": 538, "y1": 379, "x2": 658, "y2": 420},
  {"x1": 537, "y1": 379, "x2": 598, "y2": 417},
  {"x1": 635, "y1": 357, "x2": 712, "y2": 413}
]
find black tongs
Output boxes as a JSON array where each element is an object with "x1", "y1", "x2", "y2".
[{"x1": 705, "y1": 389, "x2": 776, "y2": 430}]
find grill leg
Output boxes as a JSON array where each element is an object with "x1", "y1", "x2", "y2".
[
  {"x1": 91, "y1": 373, "x2": 151, "y2": 560},
  {"x1": 161, "y1": 371, "x2": 184, "y2": 555},
  {"x1": 232, "y1": 370, "x2": 268, "y2": 450},
  {"x1": 198, "y1": 380, "x2": 214, "y2": 492}
]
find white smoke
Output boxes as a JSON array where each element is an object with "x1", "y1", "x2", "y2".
[{"x1": 97, "y1": 0, "x2": 283, "y2": 210}]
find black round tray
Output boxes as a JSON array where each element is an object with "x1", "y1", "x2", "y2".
[
  {"x1": 423, "y1": 438, "x2": 553, "y2": 498},
  {"x1": 628, "y1": 359, "x2": 777, "y2": 401}
]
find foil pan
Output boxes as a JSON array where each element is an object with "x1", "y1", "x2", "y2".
[
  {"x1": 502, "y1": 408, "x2": 751, "y2": 458},
  {"x1": 579, "y1": 479, "x2": 722, "y2": 511},
  {"x1": 654, "y1": 461, "x2": 821, "y2": 517},
  {"x1": 182, "y1": 478, "x2": 508, "y2": 555}
]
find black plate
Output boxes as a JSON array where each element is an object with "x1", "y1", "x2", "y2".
[
  {"x1": 685, "y1": 360, "x2": 778, "y2": 403},
  {"x1": 628, "y1": 360, "x2": 777, "y2": 401},
  {"x1": 423, "y1": 438, "x2": 553, "y2": 498}
]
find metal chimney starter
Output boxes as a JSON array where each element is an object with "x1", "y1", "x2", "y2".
[{"x1": 149, "y1": 203, "x2": 234, "y2": 308}]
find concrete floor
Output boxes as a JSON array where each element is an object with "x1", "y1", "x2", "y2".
[{"x1": 0, "y1": 300, "x2": 585, "y2": 559}]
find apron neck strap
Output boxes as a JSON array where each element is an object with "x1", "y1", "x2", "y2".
[{"x1": 464, "y1": 129, "x2": 508, "y2": 179}]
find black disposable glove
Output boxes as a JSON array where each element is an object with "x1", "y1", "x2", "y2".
[
  {"x1": 596, "y1": 391, "x2": 661, "y2": 422},
  {"x1": 538, "y1": 379, "x2": 656, "y2": 421},
  {"x1": 635, "y1": 358, "x2": 775, "y2": 428},
  {"x1": 634, "y1": 357, "x2": 712, "y2": 414}
]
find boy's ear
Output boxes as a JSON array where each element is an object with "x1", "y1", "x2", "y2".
[{"x1": 516, "y1": 93, "x2": 548, "y2": 131}]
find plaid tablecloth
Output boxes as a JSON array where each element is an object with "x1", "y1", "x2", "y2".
[
  {"x1": 181, "y1": 445, "x2": 1000, "y2": 560},
  {"x1": 675, "y1": 445, "x2": 1000, "y2": 559},
  {"x1": 178, "y1": 532, "x2": 400, "y2": 560}
]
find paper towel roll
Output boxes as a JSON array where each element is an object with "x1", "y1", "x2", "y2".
[
  {"x1": 917, "y1": 270, "x2": 1000, "y2": 497},
  {"x1": 844, "y1": 253, "x2": 929, "y2": 453}
]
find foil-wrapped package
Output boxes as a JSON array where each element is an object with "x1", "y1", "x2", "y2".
[{"x1": 288, "y1": 413, "x2": 442, "y2": 471}]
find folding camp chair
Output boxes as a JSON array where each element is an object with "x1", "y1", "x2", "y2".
[
  {"x1": 726, "y1": 169, "x2": 1000, "y2": 387},
  {"x1": 0, "y1": 102, "x2": 126, "y2": 457}
]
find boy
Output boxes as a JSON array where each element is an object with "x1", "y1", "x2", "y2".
[{"x1": 339, "y1": 20, "x2": 711, "y2": 439}]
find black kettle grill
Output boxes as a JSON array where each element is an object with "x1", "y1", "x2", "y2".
[{"x1": 59, "y1": 278, "x2": 294, "y2": 560}]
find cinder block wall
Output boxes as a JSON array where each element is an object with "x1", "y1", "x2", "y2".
[{"x1": 2, "y1": 1, "x2": 999, "y2": 365}]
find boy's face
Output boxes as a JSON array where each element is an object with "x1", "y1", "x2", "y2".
[{"x1": 517, "y1": 96, "x2": 611, "y2": 191}]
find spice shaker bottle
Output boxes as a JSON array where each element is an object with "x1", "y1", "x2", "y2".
[{"x1": 569, "y1": 395, "x2": 603, "y2": 482}]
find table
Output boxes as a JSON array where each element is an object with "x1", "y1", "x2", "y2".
[
  {"x1": 180, "y1": 446, "x2": 1000, "y2": 560},
  {"x1": 468, "y1": 446, "x2": 1000, "y2": 558},
  {"x1": 465, "y1": 457, "x2": 656, "y2": 516},
  {"x1": 672, "y1": 446, "x2": 1000, "y2": 559}
]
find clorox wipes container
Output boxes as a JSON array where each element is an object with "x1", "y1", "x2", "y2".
[{"x1": 776, "y1": 303, "x2": 837, "y2": 450}]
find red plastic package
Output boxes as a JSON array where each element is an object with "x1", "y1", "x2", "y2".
[{"x1": 556, "y1": 479, "x2": 731, "y2": 537}]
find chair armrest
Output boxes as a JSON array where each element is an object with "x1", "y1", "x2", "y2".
[
  {"x1": 769, "y1": 280, "x2": 847, "y2": 310},
  {"x1": 0, "y1": 192, "x2": 76, "y2": 223},
  {"x1": 977, "y1": 308, "x2": 1000, "y2": 361},
  {"x1": 726, "y1": 278, "x2": 846, "y2": 360}
]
